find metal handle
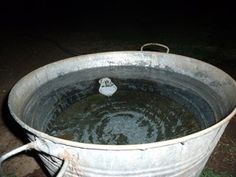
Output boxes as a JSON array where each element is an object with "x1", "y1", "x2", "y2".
[
  {"x1": 57, "y1": 160, "x2": 69, "y2": 177},
  {"x1": 0, "y1": 142, "x2": 68, "y2": 177},
  {"x1": 141, "y1": 43, "x2": 170, "y2": 53}
]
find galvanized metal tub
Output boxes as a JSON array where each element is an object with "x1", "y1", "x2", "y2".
[{"x1": 1, "y1": 45, "x2": 236, "y2": 177}]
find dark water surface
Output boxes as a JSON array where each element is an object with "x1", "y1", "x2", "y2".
[{"x1": 46, "y1": 79, "x2": 204, "y2": 145}]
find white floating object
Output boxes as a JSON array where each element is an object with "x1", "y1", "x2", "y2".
[{"x1": 99, "y1": 78, "x2": 117, "y2": 97}]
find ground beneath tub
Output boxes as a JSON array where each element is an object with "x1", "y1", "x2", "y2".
[{"x1": 0, "y1": 20, "x2": 236, "y2": 177}]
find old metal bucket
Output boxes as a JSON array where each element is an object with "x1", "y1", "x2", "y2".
[{"x1": 1, "y1": 43, "x2": 236, "y2": 177}]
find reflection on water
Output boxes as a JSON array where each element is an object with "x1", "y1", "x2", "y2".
[{"x1": 46, "y1": 79, "x2": 202, "y2": 145}]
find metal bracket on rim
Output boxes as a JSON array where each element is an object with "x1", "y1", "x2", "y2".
[{"x1": 141, "y1": 43, "x2": 170, "y2": 53}]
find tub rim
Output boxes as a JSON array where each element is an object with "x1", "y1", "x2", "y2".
[{"x1": 8, "y1": 51, "x2": 236, "y2": 151}]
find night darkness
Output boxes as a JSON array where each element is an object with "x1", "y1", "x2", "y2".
[
  {"x1": 0, "y1": 0, "x2": 236, "y2": 177},
  {"x1": 1, "y1": 1, "x2": 235, "y2": 66},
  {"x1": 1, "y1": 1, "x2": 235, "y2": 28}
]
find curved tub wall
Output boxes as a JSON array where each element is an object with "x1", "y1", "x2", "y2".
[{"x1": 7, "y1": 51, "x2": 236, "y2": 177}]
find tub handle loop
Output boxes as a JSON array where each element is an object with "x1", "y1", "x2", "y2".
[
  {"x1": 0, "y1": 142, "x2": 68, "y2": 177},
  {"x1": 56, "y1": 159, "x2": 69, "y2": 177},
  {"x1": 141, "y1": 43, "x2": 170, "y2": 53},
  {"x1": 0, "y1": 142, "x2": 35, "y2": 177}
]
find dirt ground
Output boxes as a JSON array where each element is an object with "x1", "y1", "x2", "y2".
[{"x1": 0, "y1": 21, "x2": 235, "y2": 177}]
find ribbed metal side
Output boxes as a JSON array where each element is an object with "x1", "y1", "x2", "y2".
[
  {"x1": 39, "y1": 152, "x2": 209, "y2": 177},
  {"x1": 39, "y1": 154, "x2": 62, "y2": 175}
]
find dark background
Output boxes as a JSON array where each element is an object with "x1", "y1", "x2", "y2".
[
  {"x1": 1, "y1": 1, "x2": 235, "y2": 29},
  {"x1": 1, "y1": 0, "x2": 235, "y2": 60}
]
